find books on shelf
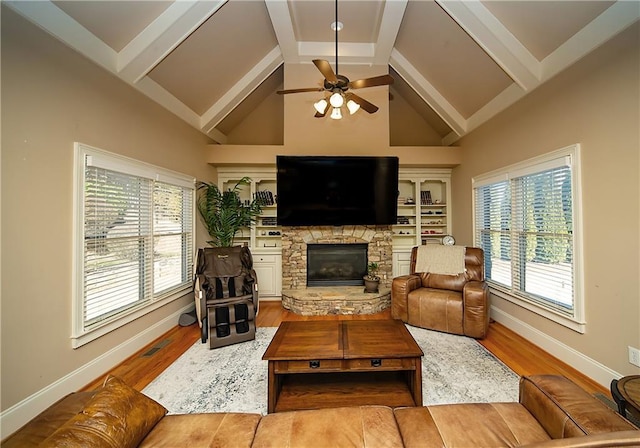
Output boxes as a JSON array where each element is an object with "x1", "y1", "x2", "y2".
[{"x1": 420, "y1": 190, "x2": 432, "y2": 205}]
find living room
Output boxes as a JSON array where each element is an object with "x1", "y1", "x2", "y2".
[{"x1": 2, "y1": 0, "x2": 639, "y2": 440}]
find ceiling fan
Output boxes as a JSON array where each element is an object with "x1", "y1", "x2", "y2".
[{"x1": 276, "y1": 0, "x2": 394, "y2": 119}]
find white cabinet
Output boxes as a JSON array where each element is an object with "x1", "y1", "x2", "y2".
[
  {"x1": 253, "y1": 253, "x2": 282, "y2": 298},
  {"x1": 393, "y1": 250, "x2": 412, "y2": 277}
]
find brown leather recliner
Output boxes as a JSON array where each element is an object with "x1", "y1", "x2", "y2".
[{"x1": 391, "y1": 246, "x2": 489, "y2": 339}]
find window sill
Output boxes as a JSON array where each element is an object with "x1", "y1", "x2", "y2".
[
  {"x1": 71, "y1": 287, "x2": 191, "y2": 349},
  {"x1": 489, "y1": 286, "x2": 586, "y2": 334}
]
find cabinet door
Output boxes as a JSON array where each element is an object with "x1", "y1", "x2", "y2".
[
  {"x1": 254, "y1": 254, "x2": 282, "y2": 297},
  {"x1": 393, "y1": 251, "x2": 412, "y2": 277}
]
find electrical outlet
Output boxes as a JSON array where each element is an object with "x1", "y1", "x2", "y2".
[{"x1": 629, "y1": 346, "x2": 640, "y2": 367}]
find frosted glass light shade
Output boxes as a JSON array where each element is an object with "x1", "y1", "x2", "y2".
[
  {"x1": 329, "y1": 92, "x2": 344, "y2": 108},
  {"x1": 347, "y1": 100, "x2": 360, "y2": 115},
  {"x1": 330, "y1": 107, "x2": 342, "y2": 120},
  {"x1": 314, "y1": 99, "x2": 328, "y2": 114}
]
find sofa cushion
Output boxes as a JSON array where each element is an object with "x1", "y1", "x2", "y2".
[
  {"x1": 394, "y1": 403, "x2": 551, "y2": 447},
  {"x1": 139, "y1": 413, "x2": 262, "y2": 448},
  {"x1": 407, "y1": 287, "x2": 464, "y2": 335},
  {"x1": 252, "y1": 406, "x2": 403, "y2": 448},
  {"x1": 39, "y1": 376, "x2": 167, "y2": 448}
]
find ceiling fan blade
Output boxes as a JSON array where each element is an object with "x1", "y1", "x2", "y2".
[
  {"x1": 314, "y1": 110, "x2": 327, "y2": 118},
  {"x1": 313, "y1": 59, "x2": 338, "y2": 84},
  {"x1": 277, "y1": 87, "x2": 324, "y2": 95},
  {"x1": 346, "y1": 93, "x2": 379, "y2": 114},
  {"x1": 348, "y1": 74, "x2": 394, "y2": 90}
]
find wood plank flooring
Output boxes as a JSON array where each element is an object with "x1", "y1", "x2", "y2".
[{"x1": 79, "y1": 301, "x2": 609, "y2": 397}]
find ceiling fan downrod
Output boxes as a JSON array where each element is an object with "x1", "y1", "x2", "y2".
[{"x1": 335, "y1": 0, "x2": 339, "y2": 76}]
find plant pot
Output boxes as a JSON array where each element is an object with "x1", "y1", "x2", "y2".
[{"x1": 363, "y1": 276, "x2": 380, "y2": 293}]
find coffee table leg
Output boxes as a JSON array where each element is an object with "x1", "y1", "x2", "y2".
[
  {"x1": 413, "y1": 357, "x2": 423, "y2": 406},
  {"x1": 267, "y1": 362, "x2": 277, "y2": 413}
]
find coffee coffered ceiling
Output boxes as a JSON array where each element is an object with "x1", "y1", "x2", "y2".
[{"x1": 6, "y1": 0, "x2": 639, "y2": 145}]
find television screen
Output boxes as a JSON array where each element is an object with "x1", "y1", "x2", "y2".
[{"x1": 276, "y1": 156, "x2": 399, "y2": 226}]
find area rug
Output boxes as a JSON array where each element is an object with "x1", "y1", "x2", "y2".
[{"x1": 142, "y1": 325, "x2": 519, "y2": 415}]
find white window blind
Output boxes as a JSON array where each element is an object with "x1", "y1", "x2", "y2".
[
  {"x1": 473, "y1": 145, "x2": 584, "y2": 331},
  {"x1": 75, "y1": 143, "x2": 194, "y2": 346}
]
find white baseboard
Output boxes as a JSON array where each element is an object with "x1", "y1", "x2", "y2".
[
  {"x1": 491, "y1": 306, "x2": 621, "y2": 389},
  {"x1": 0, "y1": 304, "x2": 192, "y2": 439}
]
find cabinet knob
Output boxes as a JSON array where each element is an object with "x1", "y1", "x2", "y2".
[
  {"x1": 309, "y1": 360, "x2": 320, "y2": 369},
  {"x1": 371, "y1": 359, "x2": 382, "y2": 367}
]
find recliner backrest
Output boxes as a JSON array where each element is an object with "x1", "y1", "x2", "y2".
[
  {"x1": 196, "y1": 246, "x2": 256, "y2": 299},
  {"x1": 409, "y1": 246, "x2": 485, "y2": 292}
]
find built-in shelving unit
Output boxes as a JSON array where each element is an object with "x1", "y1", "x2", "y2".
[
  {"x1": 217, "y1": 167, "x2": 282, "y2": 299},
  {"x1": 393, "y1": 169, "x2": 452, "y2": 249},
  {"x1": 216, "y1": 166, "x2": 452, "y2": 292},
  {"x1": 392, "y1": 168, "x2": 452, "y2": 276}
]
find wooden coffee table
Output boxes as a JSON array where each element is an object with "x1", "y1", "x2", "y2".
[{"x1": 262, "y1": 319, "x2": 423, "y2": 413}]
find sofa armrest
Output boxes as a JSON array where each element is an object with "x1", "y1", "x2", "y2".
[
  {"x1": 520, "y1": 430, "x2": 640, "y2": 447},
  {"x1": 462, "y1": 280, "x2": 490, "y2": 338},
  {"x1": 391, "y1": 274, "x2": 422, "y2": 321},
  {"x1": 520, "y1": 375, "x2": 638, "y2": 439}
]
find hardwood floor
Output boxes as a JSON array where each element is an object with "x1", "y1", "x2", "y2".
[{"x1": 79, "y1": 301, "x2": 608, "y2": 396}]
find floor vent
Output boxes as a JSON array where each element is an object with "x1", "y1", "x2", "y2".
[{"x1": 141, "y1": 338, "x2": 171, "y2": 357}]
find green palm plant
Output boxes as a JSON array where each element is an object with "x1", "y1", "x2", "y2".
[{"x1": 196, "y1": 177, "x2": 263, "y2": 247}]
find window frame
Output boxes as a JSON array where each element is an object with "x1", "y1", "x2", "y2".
[
  {"x1": 72, "y1": 143, "x2": 195, "y2": 348},
  {"x1": 472, "y1": 144, "x2": 585, "y2": 333}
]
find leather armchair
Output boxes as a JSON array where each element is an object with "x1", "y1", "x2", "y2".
[{"x1": 391, "y1": 246, "x2": 489, "y2": 339}]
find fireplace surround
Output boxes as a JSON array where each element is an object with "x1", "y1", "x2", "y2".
[{"x1": 280, "y1": 225, "x2": 393, "y2": 315}]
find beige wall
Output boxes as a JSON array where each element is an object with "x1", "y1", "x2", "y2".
[
  {"x1": 452, "y1": 24, "x2": 640, "y2": 376},
  {"x1": 1, "y1": 8, "x2": 214, "y2": 411}
]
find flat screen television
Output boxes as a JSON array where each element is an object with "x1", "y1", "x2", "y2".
[{"x1": 276, "y1": 155, "x2": 399, "y2": 226}]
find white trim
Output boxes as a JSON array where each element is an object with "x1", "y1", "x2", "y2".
[
  {"x1": 80, "y1": 143, "x2": 195, "y2": 185},
  {"x1": 72, "y1": 143, "x2": 196, "y2": 347},
  {"x1": 473, "y1": 144, "x2": 585, "y2": 330},
  {"x1": 491, "y1": 306, "x2": 622, "y2": 389},
  {"x1": 71, "y1": 287, "x2": 191, "y2": 348},
  {"x1": 490, "y1": 287, "x2": 585, "y2": 333},
  {"x1": 0, "y1": 304, "x2": 192, "y2": 439}
]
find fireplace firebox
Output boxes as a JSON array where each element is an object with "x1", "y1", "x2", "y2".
[{"x1": 307, "y1": 243, "x2": 368, "y2": 287}]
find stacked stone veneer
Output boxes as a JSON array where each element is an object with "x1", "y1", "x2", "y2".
[{"x1": 281, "y1": 225, "x2": 394, "y2": 290}]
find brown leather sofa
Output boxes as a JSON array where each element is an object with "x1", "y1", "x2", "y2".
[
  {"x1": 2, "y1": 375, "x2": 638, "y2": 447},
  {"x1": 392, "y1": 246, "x2": 490, "y2": 339}
]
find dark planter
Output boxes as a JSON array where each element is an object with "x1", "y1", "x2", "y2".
[{"x1": 363, "y1": 276, "x2": 380, "y2": 293}]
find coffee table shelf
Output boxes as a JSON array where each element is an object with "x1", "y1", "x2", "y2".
[{"x1": 274, "y1": 371, "x2": 417, "y2": 412}]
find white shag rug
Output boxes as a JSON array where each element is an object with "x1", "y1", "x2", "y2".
[{"x1": 143, "y1": 325, "x2": 519, "y2": 415}]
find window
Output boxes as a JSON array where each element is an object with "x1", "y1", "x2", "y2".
[
  {"x1": 73, "y1": 143, "x2": 195, "y2": 347},
  {"x1": 473, "y1": 145, "x2": 584, "y2": 332}
]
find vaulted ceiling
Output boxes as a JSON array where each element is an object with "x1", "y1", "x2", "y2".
[{"x1": 6, "y1": 1, "x2": 639, "y2": 145}]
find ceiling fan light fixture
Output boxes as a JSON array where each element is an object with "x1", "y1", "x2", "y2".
[
  {"x1": 329, "y1": 91, "x2": 344, "y2": 108},
  {"x1": 330, "y1": 107, "x2": 342, "y2": 120},
  {"x1": 347, "y1": 99, "x2": 360, "y2": 115},
  {"x1": 314, "y1": 99, "x2": 328, "y2": 114}
]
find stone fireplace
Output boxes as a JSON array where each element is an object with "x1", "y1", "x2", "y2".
[
  {"x1": 280, "y1": 226, "x2": 393, "y2": 315},
  {"x1": 281, "y1": 225, "x2": 393, "y2": 290}
]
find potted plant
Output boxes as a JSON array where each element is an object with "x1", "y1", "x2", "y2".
[
  {"x1": 196, "y1": 177, "x2": 263, "y2": 247},
  {"x1": 363, "y1": 261, "x2": 380, "y2": 293}
]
